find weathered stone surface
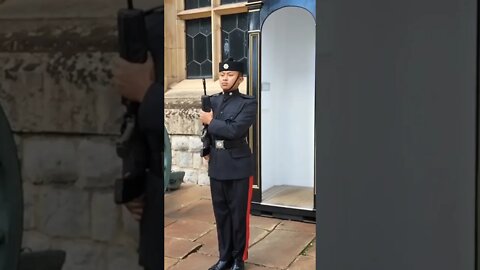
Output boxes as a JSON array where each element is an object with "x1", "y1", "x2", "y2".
[
  {"x1": 164, "y1": 219, "x2": 214, "y2": 241},
  {"x1": 120, "y1": 207, "x2": 140, "y2": 245},
  {"x1": 54, "y1": 240, "x2": 106, "y2": 270},
  {"x1": 250, "y1": 215, "x2": 282, "y2": 231},
  {"x1": 0, "y1": 52, "x2": 123, "y2": 134},
  {"x1": 165, "y1": 184, "x2": 205, "y2": 215},
  {"x1": 91, "y1": 192, "x2": 120, "y2": 242},
  {"x1": 165, "y1": 257, "x2": 179, "y2": 269},
  {"x1": 106, "y1": 245, "x2": 143, "y2": 270},
  {"x1": 197, "y1": 172, "x2": 210, "y2": 185},
  {"x1": 247, "y1": 230, "x2": 315, "y2": 269},
  {"x1": 277, "y1": 220, "x2": 316, "y2": 234},
  {"x1": 176, "y1": 151, "x2": 193, "y2": 168},
  {"x1": 164, "y1": 237, "x2": 202, "y2": 259},
  {"x1": 37, "y1": 187, "x2": 90, "y2": 238},
  {"x1": 77, "y1": 138, "x2": 121, "y2": 188},
  {"x1": 0, "y1": 0, "x2": 159, "y2": 19},
  {"x1": 167, "y1": 199, "x2": 215, "y2": 224},
  {"x1": 171, "y1": 136, "x2": 190, "y2": 151},
  {"x1": 182, "y1": 169, "x2": 198, "y2": 184},
  {"x1": 192, "y1": 153, "x2": 203, "y2": 169},
  {"x1": 188, "y1": 136, "x2": 202, "y2": 152},
  {"x1": 22, "y1": 183, "x2": 37, "y2": 230},
  {"x1": 287, "y1": 255, "x2": 315, "y2": 270},
  {"x1": 21, "y1": 231, "x2": 50, "y2": 251},
  {"x1": 21, "y1": 136, "x2": 78, "y2": 184},
  {"x1": 0, "y1": 19, "x2": 117, "y2": 52},
  {"x1": 165, "y1": 108, "x2": 203, "y2": 135},
  {"x1": 169, "y1": 253, "x2": 218, "y2": 270}
]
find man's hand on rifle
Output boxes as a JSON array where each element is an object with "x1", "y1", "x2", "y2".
[
  {"x1": 200, "y1": 110, "x2": 213, "y2": 125},
  {"x1": 112, "y1": 53, "x2": 154, "y2": 102},
  {"x1": 124, "y1": 196, "x2": 145, "y2": 221}
]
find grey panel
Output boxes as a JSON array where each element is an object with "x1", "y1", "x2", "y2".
[{"x1": 315, "y1": 0, "x2": 477, "y2": 269}]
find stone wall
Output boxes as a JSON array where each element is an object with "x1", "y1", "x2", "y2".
[
  {"x1": 0, "y1": 0, "x2": 159, "y2": 269},
  {"x1": 166, "y1": 93, "x2": 210, "y2": 186}
]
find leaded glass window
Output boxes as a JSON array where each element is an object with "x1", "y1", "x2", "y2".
[
  {"x1": 185, "y1": 0, "x2": 211, "y2": 10},
  {"x1": 221, "y1": 13, "x2": 249, "y2": 75},
  {"x1": 186, "y1": 18, "x2": 213, "y2": 78},
  {"x1": 221, "y1": 0, "x2": 243, "y2": 4}
]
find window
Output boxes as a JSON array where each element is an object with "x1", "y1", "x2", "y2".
[
  {"x1": 221, "y1": 13, "x2": 248, "y2": 74},
  {"x1": 185, "y1": 0, "x2": 211, "y2": 10},
  {"x1": 221, "y1": 0, "x2": 244, "y2": 4},
  {"x1": 179, "y1": 1, "x2": 249, "y2": 79},
  {"x1": 186, "y1": 18, "x2": 212, "y2": 78}
]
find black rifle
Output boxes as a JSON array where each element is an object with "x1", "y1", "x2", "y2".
[
  {"x1": 114, "y1": 0, "x2": 164, "y2": 204},
  {"x1": 200, "y1": 78, "x2": 212, "y2": 157}
]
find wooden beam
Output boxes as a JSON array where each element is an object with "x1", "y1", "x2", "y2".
[
  {"x1": 211, "y1": 11, "x2": 221, "y2": 80},
  {"x1": 213, "y1": 2, "x2": 248, "y2": 16},
  {"x1": 177, "y1": 6, "x2": 212, "y2": 20}
]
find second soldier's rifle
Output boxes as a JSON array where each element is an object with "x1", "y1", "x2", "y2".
[{"x1": 200, "y1": 78, "x2": 212, "y2": 157}]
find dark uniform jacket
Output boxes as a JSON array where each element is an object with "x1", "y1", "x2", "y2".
[
  {"x1": 207, "y1": 89, "x2": 257, "y2": 180},
  {"x1": 133, "y1": 8, "x2": 164, "y2": 270}
]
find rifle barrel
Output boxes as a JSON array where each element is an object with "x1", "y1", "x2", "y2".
[{"x1": 202, "y1": 78, "x2": 207, "y2": 95}]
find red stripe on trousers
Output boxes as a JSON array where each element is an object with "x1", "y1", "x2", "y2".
[{"x1": 243, "y1": 176, "x2": 254, "y2": 261}]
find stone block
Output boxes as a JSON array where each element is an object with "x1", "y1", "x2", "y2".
[
  {"x1": 21, "y1": 136, "x2": 78, "y2": 184},
  {"x1": 22, "y1": 183, "x2": 37, "y2": 230},
  {"x1": 53, "y1": 240, "x2": 106, "y2": 270},
  {"x1": 37, "y1": 187, "x2": 90, "y2": 238},
  {"x1": 77, "y1": 138, "x2": 121, "y2": 188},
  {"x1": 197, "y1": 172, "x2": 210, "y2": 186},
  {"x1": 91, "y1": 192, "x2": 120, "y2": 242},
  {"x1": 182, "y1": 169, "x2": 198, "y2": 184},
  {"x1": 21, "y1": 231, "x2": 50, "y2": 251},
  {"x1": 106, "y1": 245, "x2": 142, "y2": 270},
  {"x1": 0, "y1": 52, "x2": 123, "y2": 134},
  {"x1": 188, "y1": 135, "x2": 202, "y2": 152},
  {"x1": 171, "y1": 135, "x2": 189, "y2": 151}
]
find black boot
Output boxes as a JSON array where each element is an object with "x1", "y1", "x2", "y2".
[
  {"x1": 208, "y1": 259, "x2": 233, "y2": 270},
  {"x1": 231, "y1": 258, "x2": 245, "y2": 270}
]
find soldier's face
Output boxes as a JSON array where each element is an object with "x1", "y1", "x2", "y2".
[{"x1": 219, "y1": 71, "x2": 243, "y2": 91}]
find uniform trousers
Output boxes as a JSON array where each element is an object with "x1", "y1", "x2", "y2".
[{"x1": 210, "y1": 176, "x2": 253, "y2": 261}]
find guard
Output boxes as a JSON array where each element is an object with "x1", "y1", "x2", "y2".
[{"x1": 199, "y1": 58, "x2": 257, "y2": 270}]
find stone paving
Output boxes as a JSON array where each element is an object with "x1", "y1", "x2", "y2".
[{"x1": 165, "y1": 184, "x2": 316, "y2": 270}]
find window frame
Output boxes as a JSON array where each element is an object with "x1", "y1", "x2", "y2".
[{"x1": 177, "y1": 1, "x2": 248, "y2": 81}]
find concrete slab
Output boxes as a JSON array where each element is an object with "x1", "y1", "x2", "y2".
[
  {"x1": 277, "y1": 220, "x2": 316, "y2": 234},
  {"x1": 165, "y1": 237, "x2": 202, "y2": 259},
  {"x1": 286, "y1": 255, "x2": 315, "y2": 270},
  {"x1": 169, "y1": 253, "x2": 218, "y2": 270},
  {"x1": 165, "y1": 257, "x2": 179, "y2": 269},
  {"x1": 165, "y1": 217, "x2": 177, "y2": 227},
  {"x1": 250, "y1": 215, "x2": 282, "y2": 231},
  {"x1": 167, "y1": 199, "x2": 216, "y2": 224},
  {"x1": 165, "y1": 185, "x2": 207, "y2": 215},
  {"x1": 164, "y1": 219, "x2": 214, "y2": 241},
  {"x1": 247, "y1": 230, "x2": 315, "y2": 269},
  {"x1": 305, "y1": 239, "x2": 315, "y2": 257},
  {"x1": 195, "y1": 229, "x2": 219, "y2": 257}
]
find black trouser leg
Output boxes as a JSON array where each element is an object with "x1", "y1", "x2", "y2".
[
  {"x1": 210, "y1": 178, "x2": 234, "y2": 261},
  {"x1": 226, "y1": 177, "x2": 251, "y2": 261}
]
